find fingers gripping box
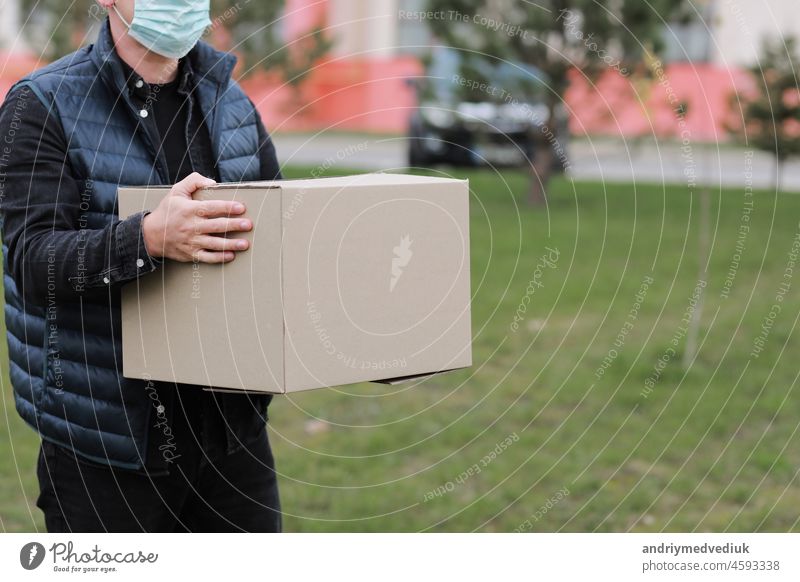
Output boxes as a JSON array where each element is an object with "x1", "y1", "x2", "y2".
[{"x1": 118, "y1": 173, "x2": 472, "y2": 393}]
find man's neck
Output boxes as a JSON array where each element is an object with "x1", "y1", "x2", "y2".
[{"x1": 108, "y1": 15, "x2": 179, "y2": 85}]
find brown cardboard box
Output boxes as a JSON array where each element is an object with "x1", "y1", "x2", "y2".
[{"x1": 118, "y1": 173, "x2": 472, "y2": 393}]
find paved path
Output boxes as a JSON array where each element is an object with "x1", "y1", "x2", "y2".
[{"x1": 272, "y1": 133, "x2": 800, "y2": 192}]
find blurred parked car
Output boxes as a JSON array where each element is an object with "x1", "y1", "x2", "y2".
[{"x1": 407, "y1": 47, "x2": 569, "y2": 170}]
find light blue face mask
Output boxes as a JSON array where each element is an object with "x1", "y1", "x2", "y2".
[{"x1": 113, "y1": 0, "x2": 212, "y2": 59}]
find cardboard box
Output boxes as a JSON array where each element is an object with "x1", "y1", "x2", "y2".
[{"x1": 118, "y1": 173, "x2": 472, "y2": 393}]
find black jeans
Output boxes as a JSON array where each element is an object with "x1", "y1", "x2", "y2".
[{"x1": 35, "y1": 427, "x2": 282, "y2": 532}]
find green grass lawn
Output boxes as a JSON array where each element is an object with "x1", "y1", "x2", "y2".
[{"x1": 3, "y1": 168, "x2": 800, "y2": 532}]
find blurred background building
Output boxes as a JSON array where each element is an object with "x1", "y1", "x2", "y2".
[{"x1": 0, "y1": 0, "x2": 798, "y2": 137}]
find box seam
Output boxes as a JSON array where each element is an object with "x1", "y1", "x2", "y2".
[{"x1": 280, "y1": 186, "x2": 287, "y2": 394}]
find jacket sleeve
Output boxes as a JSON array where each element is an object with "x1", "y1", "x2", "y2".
[{"x1": 0, "y1": 85, "x2": 162, "y2": 307}]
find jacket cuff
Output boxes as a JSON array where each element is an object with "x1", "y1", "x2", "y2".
[
  {"x1": 115, "y1": 210, "x2": 162, "y2": 279},
  {"x1": 68, "y1": 212, "x2": 162, "y2": 291}
]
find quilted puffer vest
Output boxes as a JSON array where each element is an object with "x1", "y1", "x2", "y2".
[{"x1": 2, "y1": 20, "x2": 262, "y2": 469}]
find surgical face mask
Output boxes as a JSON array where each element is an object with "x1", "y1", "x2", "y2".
[{"x1": 113, "y1": 0, "x2": 211, "y2": 59}]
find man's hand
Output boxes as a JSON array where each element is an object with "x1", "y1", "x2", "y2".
[{"x1": 141, "y1": 172, "x2": 251, "y2": 263}]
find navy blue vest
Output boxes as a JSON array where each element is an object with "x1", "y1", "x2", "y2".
[{"x1": 3, "y1": 21, "x2": 262, "y2": 469}]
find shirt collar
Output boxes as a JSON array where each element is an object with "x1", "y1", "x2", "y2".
[{"x1": 118, "y1": 56, "x2": 195, "y2": 100}]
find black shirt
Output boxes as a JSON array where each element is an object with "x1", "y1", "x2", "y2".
[
  {"x1": 117, "y1": 56, "x2": 225, "y2": 184},
  {"x1": 151, "y1": 73, "x2": 193, "y2": 183}
]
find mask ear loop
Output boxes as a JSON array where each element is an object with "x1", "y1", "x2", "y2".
[{"x1": 112, "y1": 3, "x2": 133, "y2": 28}]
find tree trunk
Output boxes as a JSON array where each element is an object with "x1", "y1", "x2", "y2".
[
  {"x1": 683, "y1": 185, "x2": 710, "y2": 370},
  {"x1": 528, "y1": 136, "x2": 553, "y2": 206},
  {"x1": 527, "y1": 100, "x2": 558, "y2": 207}
]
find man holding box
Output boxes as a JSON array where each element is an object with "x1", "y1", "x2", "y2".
[{"x1": 0, "y1": 0, "x2": 283, "y2": 532}]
